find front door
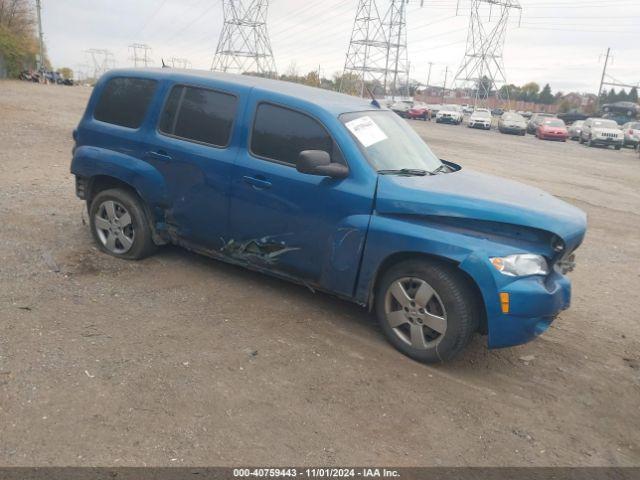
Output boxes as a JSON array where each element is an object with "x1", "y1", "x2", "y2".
[{"x1": 228, "y1": 100, "x2": 375, "y2": 297}]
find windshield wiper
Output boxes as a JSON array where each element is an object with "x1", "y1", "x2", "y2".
[{"x1": 377, "y1": 168, "x2": 432, "y2": 176}]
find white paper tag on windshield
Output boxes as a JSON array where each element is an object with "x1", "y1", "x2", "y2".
[{"x1": 345, "y1": 116, "x2": 388, "y2": 148}]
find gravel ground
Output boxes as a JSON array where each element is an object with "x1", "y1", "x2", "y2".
[{"x1": 1, "y1": 80, "x2": 639, "y2": 467}]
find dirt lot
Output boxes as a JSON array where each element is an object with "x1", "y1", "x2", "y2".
[{"x1": 1, "y1": 80, "x2": 639, "y2": 467}]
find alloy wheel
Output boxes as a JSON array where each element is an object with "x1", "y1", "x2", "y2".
[
  {"x1": 94, "y1": 200, "x2": 135, "y2": 255},
  {"x1": 384, "y1": 277, "x2": 447, "y2": 350}
]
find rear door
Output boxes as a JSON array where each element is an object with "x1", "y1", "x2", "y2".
[
  {"x1": 227, "y1": 96, "x2": 376, "y2": 297},
  {"x1": 145, "y1": 82, "x2": 245, "y2": 248}
]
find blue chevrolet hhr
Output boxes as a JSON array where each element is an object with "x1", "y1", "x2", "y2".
[{"x1": 71, "y1": 68, "x2": 587, "y2": 363}]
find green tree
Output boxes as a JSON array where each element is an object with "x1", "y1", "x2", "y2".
[
  {"x1": 538, "y1": 83, "x2": 554, "y2": 105},
  {"x1": 630, "y1": 87, "x2": 638, "y2": 103},
  {"x1": 57, "y1": 67, "x2": 73, "y2": 80},
  {"x1": 519, "y1": 82, "x2": 540, "y2": 103},
  {"x1": 0, "y1": 0, "x2": 43, "y2": 76}
]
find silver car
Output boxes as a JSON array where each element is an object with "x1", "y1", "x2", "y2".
[
  {"x1": 568, "y1": 120, "x2": 585, "y2": 141},
  {"x1": 579, "y1": 118, "x2": 624, "y2": 149},
  {"x1": 498, "y1": 112, "x2": 527, "y2": 135}
]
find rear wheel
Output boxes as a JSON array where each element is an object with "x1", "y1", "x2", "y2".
[
  {"x1": 375, "y1": 260, "x2": 480, "y2": 363},
  {"x1": 89, "y1": 188, "x2": 157, "y2": 260}
]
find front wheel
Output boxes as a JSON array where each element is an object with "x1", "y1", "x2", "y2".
[
  {"x1": 89, "y1": 188, "x2": 157, "y2": 260},
  {"x1": 375, "y1": 260, "x2": 480, "y2": 363}
]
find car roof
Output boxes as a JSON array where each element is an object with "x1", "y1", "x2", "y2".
[{"x1": 103, "y1": 68, "x2": 377, "y2": 116}]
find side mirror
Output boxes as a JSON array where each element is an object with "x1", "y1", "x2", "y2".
[{"x1": 297, "y1": 150, "x2": 349, "y2": 179}]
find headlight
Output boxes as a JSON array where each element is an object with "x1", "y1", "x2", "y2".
[{"x1": 490, "y1": 254, "x2": 549, "y2": 277}]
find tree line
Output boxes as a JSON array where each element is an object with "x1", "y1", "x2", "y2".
[{"x1": 0, "y1": 0, "x2": 47, "y2": 76}]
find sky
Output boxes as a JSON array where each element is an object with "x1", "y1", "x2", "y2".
[{"x1": 41, "y1": 0, "x2": 640, "y2": 94}]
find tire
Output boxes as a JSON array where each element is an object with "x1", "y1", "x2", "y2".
[
  {"x1": 89, "y1": 188, "x2": 157, "y2": 260},
  {"x1": 579, "y1": 136, "x2": 584, "y2": 144},
  {"x1": 587, "y1": 137, "x2": 594, "y2": 147},
  {"x1": 375, "y1": 259, "x2": 480, "y2": 363},
  {"x1": 615, "y1": 145, "x2": 621, "y2": 150}
]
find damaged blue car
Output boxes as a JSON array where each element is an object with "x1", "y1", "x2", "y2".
[{"x1": 71, "y1": 69, "x2": 587, "y2": 363}]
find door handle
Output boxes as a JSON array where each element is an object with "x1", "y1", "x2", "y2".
[
  {"x1": 243, "y1": 175, "x2": 272, "y2": 190},
  {"x1": 146, "y1": 150, "x2": 173, "y2": 162}
]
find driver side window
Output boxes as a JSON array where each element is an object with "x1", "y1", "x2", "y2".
[{"x1": 250, "y1": 103, "x2": 335, "y2": 166}]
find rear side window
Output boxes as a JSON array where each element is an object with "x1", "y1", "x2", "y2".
[
  {"x1": 251, "y1": 103, "x2": 333, "y2": 165},
  {"x1": 159, "y1": 85, "x2": 237, "y2": 147},
  {"x1": 94, "y1": 77, "x2": 157, "y2": 128}
]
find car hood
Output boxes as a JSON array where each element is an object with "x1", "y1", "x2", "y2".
[
  {"x1": 470, "y1": 116, "x2": 491, "y2": 121},
  {"x1": 376, "y1": 169, "x2": 587, "y2": 252},
  {"x1": 438, "y1": 109, "x2": 460, "y2": 115}
]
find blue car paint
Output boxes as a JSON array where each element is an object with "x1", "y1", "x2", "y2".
[{"x1": 71, "y1": 68, "x2": 587, "y2": 350}]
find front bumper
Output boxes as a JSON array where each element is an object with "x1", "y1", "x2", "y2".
[
  {"x1": 592, "y1": 137, "x2": 622, "y2": 146},
  {"x1": 460, "y1": 255, "x2": 573, "y2": 349},
  {"x1": 540, "y1": 133, "x2": 568, "y2": 141},
  {"x1": 501, "y1": 126, "x2": 524, "y2": 134},
  {"x1": 469, "y1": 122, "x2": 491, "y2": 129},
  {"x1": 437, "y1": 116, "x2": 459, "y2": 124},
  {"x1": 488, "y1": 272, "x2": 571, "y2": 348}
]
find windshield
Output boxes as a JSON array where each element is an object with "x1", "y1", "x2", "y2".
[
  {"x1": 543, "y1": 120, "x2": 565, "y2": 127},
  {"x1": 341, "y1": 111, "x2": 442, "y2": 172},
  {"x1": 593, "y1": 120, "x2": 619, "y2": 128},
  {"x1": 629, "y1": 122, "x2": 640, "y2": 129},
  {"x1": 503, "y1": 113, "x2": 525, "y2": 122}
]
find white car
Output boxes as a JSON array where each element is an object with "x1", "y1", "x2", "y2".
[
  {"x1": 468, "y1": 109, "x2": 492, "y2": 130},
  {"x1": 622, "y1": 121, "x2": 640, "y2": 148},
  {"x1": 435, "y1": 104, "x2": 464, "y2": 125},
  {"x1": 579, "y1": 118, "x2": 624, "y2": 150}
]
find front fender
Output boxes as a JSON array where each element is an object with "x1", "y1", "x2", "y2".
[
  {"x1": 355, "y1": 214, "x2": 567, "y2": 348},
  {"x1": 71, "y1": 146, "x2": 169, "y2": 209}
]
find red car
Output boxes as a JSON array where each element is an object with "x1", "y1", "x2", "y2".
[
  {"x1": 408, "y1": 105, "x2": 431, "y2": 121},
  {"x1": 536, "y1": 119, "x2": 568, "y2": 141}
]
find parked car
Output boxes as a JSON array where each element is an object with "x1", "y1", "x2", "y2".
[
  {"x1": 428, "y1": 104, "x2": 442, "y2": 117},
  {"x1": 462, "y1": 104, "x2": 474, "y2": 114},
  {"x1": 536, "y1": 118, "x2": 569, "y2": 142},
  {"x1": 435, "y1": 104, "x2": 464, "y2": 125},
  {"x1": 408, "y1": 104, "x2": 431, "y2": 121},
  {"x1": 526, "y1": 113, "x2": 556, "y2": 134},
  {"x1": 491, "y1": 108, "x2": 504, "y2": 116},
  {"x1": 579, "y1": 118, "x2": 624, "y2": 149},
  {"x1": 567, "y1": 120, "x2": 585, "y2": 141},
  {"x1": 498, "y1": 112, "x2": 527, "y2": 135},
  {"x1": 71, "y1": 69, "x2": 587, "y2": 364},
  {"x1": 467, "y1": 109, "x2": 492, "y2": 130},
  {"x1": 390, "y1": 100, "x2": 413, "y2": 118},
  {"x1": 557, "y1": 111, "x2": 588, "y2": 125},
  {"x1": 621, "y1": 121, "x2": 640, "y2": 148}
]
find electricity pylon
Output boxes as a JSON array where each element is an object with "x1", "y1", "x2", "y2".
[
  {"x1": 341, "y1": 0, "x2": 389, "y2": 96},
  {"x1": 86, "y1": 49, "x2": 115, "y2": 80},
  {"x1": 169, "y1": 57, "x2": 192, "y2": 69},
  {"x1": 453, "y1": 0, "x2": 521, "y2": 106},
  {"x1": 211, "y1": 0, "x2": 277, "y2": 77},
  {"x1": 341, "y1": 0, "x2": 410, "y2": 98},
  {"x1": 129, "y1": 43, "x2": 153, "y2": 68},
  {"x1": 383, "y1": 0, "x2": 409, "y2": 99}
]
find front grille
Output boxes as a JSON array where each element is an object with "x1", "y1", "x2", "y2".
[{"x1": 600, "y1": 132, "x2": 618, "y2": 138}]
